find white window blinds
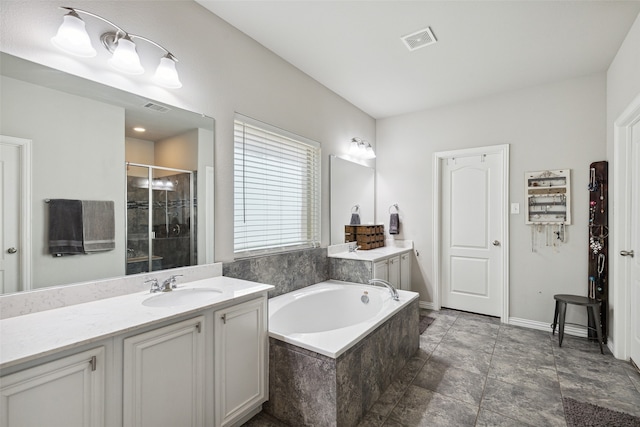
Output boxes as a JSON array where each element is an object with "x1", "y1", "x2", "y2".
[{"x1": 234, "y1": 115, "x2": 321, "y2": 256}]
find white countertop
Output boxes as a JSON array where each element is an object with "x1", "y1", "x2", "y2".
[
  {"x1": 328, "y1": 242, "x2": 413, "y2": 262},
  {"x1": 0, "y1": 276, "x2": 273, "y2": 369}
]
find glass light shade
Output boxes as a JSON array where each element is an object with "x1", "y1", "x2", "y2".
[
  {"x1": 348, "y1": 138, "x2": 360, "y2": 156},
  {"x1": 51, "y1": 13, "x2": 97, "y2": 58},
  {"x1": 152, "y1": 56, "x2": 182, "y2": 89},
  {"x1": 108, "y1": 37, "x2": 144, "y2": 75},
  {"x1": 364, "y1": 144, "x2": 376, "y2": 159}
]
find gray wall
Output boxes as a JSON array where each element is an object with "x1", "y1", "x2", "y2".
[{"x1": 376, "y1": 72, "x2": 606, "y2": 327}]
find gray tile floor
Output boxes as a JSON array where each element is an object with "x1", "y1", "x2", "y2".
[{"x1": 244, "y1": 308, "x2": 640, "y2": 426}]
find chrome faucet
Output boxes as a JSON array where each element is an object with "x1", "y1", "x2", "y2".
[
  {"x1": 349, "y1": 244, "x2": 361, "y2": 253},
  {"x1": 145, "y1": 278, "x2": 161, "y2": 293},
  {"x1": 368, "y1": 278, "x2": 400, "y2": 301},
  {"x1": 161, "y1": 274, "x2": 183, "y2": 292}
]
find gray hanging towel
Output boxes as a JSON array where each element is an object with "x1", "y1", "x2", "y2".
[
  {"x1": 389, "y1": 213, "x2": 400, "y2": 235},
  {"x1": 48, "y1": 199, "x2": 84, "y2": 256},
  {"x1": 82, "y1": 200, "x2": 116, "y2": 252},
  {"x1": 350, "y1": 213, "x2": 361, "y2": 225}
]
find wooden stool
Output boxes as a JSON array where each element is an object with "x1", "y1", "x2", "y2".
[{"x1": 551, "y1": 294, "x2": 604, "y2": 354}]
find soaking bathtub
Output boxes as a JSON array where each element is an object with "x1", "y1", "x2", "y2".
[
  {"x1": 265, "y1": 280, "x2": 419, "y2": 427},
  {"x1": 269, "y1": 279, "x2": 418, "y2": 357}
]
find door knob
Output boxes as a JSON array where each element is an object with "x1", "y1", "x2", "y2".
[
  {"x1": 7, "y1": 247, "x2": 17, "y2": 254},
  {"x1": 620, "y1": 250, "x2": 634, "y2": 257},
  {"x1": 492, "y1": 240, "x2": 500, "y2": 246}
]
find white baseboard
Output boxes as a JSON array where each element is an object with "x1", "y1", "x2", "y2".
[
  {"x1": 508, "y1": 317, "x2": 587, "y2": 338},
  {"x1": 421, "y1": 307, "x2": 615, "y2": 353},
  {"x1": 419, "y1": 301, "x2": 436, "y2": 310}
]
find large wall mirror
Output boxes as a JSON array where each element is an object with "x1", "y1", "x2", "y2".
[
  {"x1": 0, "y1": 52, "x2": 214, "y2": 294},
  {"x1": 329, "y1": 155, "x2": 375, "y2": 245}
]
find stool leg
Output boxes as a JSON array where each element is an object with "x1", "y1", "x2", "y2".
[
  {"x1": 558, "y1": 301, "x2": 567, "y2": 347},
  {"x1": 552, "y1": 300, "x2": 559, "y2": 335},
  {"x1": 591, "y1": 304, "x2": 604, "y2": 354}
]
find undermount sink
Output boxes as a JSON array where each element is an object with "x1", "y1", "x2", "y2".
[{"x1": 142, "y1": 288, "x2": 223, "y2": 308}]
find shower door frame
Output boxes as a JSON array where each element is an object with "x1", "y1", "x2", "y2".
[{"x1": 126, "y1": 162, "x2": 195, "y2": 273}]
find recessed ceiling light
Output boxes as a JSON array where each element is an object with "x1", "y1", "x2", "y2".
[
  {"x1": 133, "y1": 127, "x2": 146, "y2": 132},
  {"x1": 401, "y1": 27, "x2": 437, "y2": 52}
]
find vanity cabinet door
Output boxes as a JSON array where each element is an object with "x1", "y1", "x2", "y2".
[
  {"x1": 400, "y1": 252, "x2": 411, "y2": 291},
  {"x1": 123, "y1": 316, "x2": 205, "y2": 427},
  {"x1": 388, "y1": 256, "x2": 401, "y2": 287},
  {"x1": 373, "y1": 259, "x2": 389, "y2": 281},
  {"x1": 1, "y1": 347, "x2": 105, "y2": 427},
  {"x1": 214, "y1": 297, "x2": 267, "y2": 427}
]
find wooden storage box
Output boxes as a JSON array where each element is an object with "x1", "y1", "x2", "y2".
[{"x1": 344, "y1": 225, "x2": 385, "y2": 250}]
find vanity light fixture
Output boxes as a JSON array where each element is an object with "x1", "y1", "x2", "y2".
[
  {"x1": 51, "y1": 6, "x2": 182, "y2": 88},
  {"x1": 349, "y1": 137, "x2": 376, "y2": 160},
  {"x1": 133, "y1": 127, "x2": 146, "y2": 133}
]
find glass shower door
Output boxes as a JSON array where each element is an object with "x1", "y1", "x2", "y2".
[{"x1": 126, "y1": 163, "x2": 195, "y2": 274}]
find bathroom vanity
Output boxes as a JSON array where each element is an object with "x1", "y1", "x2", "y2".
[
  {"x1": 328, "y1": 240, "x2": 413, "y2": 290},
  {"x1": 0, "y1": 274, "x2": 273, "y2": 427}
]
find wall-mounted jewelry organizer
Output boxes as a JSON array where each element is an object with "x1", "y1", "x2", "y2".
[
  {"x1": 587, "y1": 161, "x2": 608, "y2": 343},
  {"x1": 526, "y1": 169, "x2": 571, "y2": 251}
]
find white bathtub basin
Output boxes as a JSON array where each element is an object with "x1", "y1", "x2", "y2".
[{"x1": 142, "y1": 288, "x2": 223, "y2": 308}]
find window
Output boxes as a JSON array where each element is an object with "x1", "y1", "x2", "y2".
[{"x1": 234, "y1": 114, "x2": 321, "y2": 256}]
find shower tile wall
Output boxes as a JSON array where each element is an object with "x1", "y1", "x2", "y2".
[
  {"x1": 126, "y1": 172, "x2": 195, "y2": 274},
  {"x1": 223, "y1": 248, "x2": 329, "y2": 297}
]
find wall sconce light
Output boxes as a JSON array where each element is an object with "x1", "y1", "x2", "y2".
[
  {"x1": 51, "y1": 6, "x2": 182, "y2": 89},
  {"x1": 349, "y1": 137, "x2": 376, "y2": 160}
]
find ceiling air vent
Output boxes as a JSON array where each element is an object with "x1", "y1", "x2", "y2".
[
  {"x1": 143, "y1": 102, "x2": 171, "y2": 113},
  {"x1": 401, "y1": 27, "x2": 437, "y2": 51}
]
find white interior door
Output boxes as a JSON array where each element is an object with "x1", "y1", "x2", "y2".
[
  {"x1": 0, "y1": 140, "x2": 21, "y2": 293},
  {"x1": 441, "y1": 150, "x2": 505, "y2": 317},
  {"x1": 630, "y1": 121, "x2": 640, "y2": 368}
]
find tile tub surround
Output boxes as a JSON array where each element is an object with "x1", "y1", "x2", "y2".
[
  {"x1": 0, "y1": 262, "x2": 223, "y2": 319},
  {"x1": 265, "y1": 298, "x2": 419, "y2": 427},
  {"x1": 223, "y1": 247, "x2": 329, "y2": 298},
  {"x1": 329, "y1": 258, "x2": 372, "y2": 284}
]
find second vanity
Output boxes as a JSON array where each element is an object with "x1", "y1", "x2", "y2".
[
  {"x1": 0, "y1": 272, "x2": 273, "y2": 427},
  {"x1": 328, "y1": 240, "x2": 413, "y2": 290}
]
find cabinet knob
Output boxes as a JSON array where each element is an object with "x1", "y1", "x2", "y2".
[
  {"x1": 7, "y1": 247, "x2": 17, "y2": 254},
  {"x1": 492, "y1": 240, "x2": 501, "y2": 246}
]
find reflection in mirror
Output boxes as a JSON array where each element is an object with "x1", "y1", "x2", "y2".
[
  {"x1": 0, "y1": 52, "x2": 214, "y2": 294},
  {"x1": 329, "y1": 155, "x2": 375, "y2": 245}
]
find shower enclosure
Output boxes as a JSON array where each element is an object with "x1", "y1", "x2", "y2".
[{"x1": 126, "y1": 163, "x2": 196, "y2": 274}]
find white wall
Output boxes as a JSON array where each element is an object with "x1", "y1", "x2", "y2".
[
  {"x1": 0, "y1": 76, "x2": 126, "y2": 288},
  {"x1": 0, "y1": 0, "x2": 376, "y2": 263},
  {"x1": 606, "y1": 12, "x2": 640, "y2": 356},
  {"x1": 125, "y1": 137, "x2": 155, "y2": 166},
  {"x1": 376, "y1": 73, "x2": 606, "y2": 326}
]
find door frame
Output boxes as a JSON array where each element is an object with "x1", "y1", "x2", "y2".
[
  {"x1": 433, "y1": 144, "x2": 510, "y2": 322},
  {"x1": 0, "y1": 135, "x2": 32, "y2": 292},
  {"x1": 612, "y1": 92, "x2": 640, "y2": 360}
]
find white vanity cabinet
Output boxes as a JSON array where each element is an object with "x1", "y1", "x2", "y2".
[
  {"x1": 372, "y1": 251, "x2": 411, "y2": 290},
  {"x1": 0, "y1": 346, "x2": 105, "y2": 427},
  {"x1": 400, "y1": 252, "x2": 411, "y2": 291},
  {"x1": 214, "y1": 298, "x2": 268, "y2": 427},
  {"x1": 123, "y1": 316, "x2": 206, "y2": 427},
  {"x1": 373, "y1": 259, "x2": 390, "y2": 282},
  {"x1": 0, "y1": 276, "x2": 272, "y2": 427}
]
